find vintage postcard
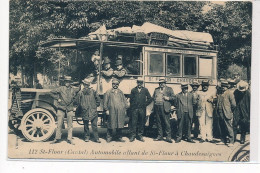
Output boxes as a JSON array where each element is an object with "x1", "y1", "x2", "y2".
[{"x1": 8, "y1": 0, "x2": 252, "y2": 161}]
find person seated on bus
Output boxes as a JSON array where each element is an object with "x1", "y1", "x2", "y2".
[
  {"x1": 91, "y1": 49, "x2": 100, "y2": 69},
  {"x1": 101, "y1": 56, "x2": 113, "y2": 78},
  {"x1": 113, "y1": 58, "x2": 127, "y2": 78}
]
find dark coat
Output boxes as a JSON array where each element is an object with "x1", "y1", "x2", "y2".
[
  {"x1": 130, "y1": 86, "x2": 152, "y2": 110},
  {"x1": 217, "y1": 89, "x2": 236, "y2": 120},
  {"x1": 153, "y1": 86, "x2": 175, "y2": 113},
  {"x1": 76, "y1": 88, "x2": 100, "y2": 120},
  {"x1": 175, "y1": 92, "x2": 195, "y2": 119},
  {"x1": 104, "y1": 88, "x2": 129, "y2": 129},
  {"x1": 233, "y1": 89, "x2": 250, "y2": 123}
]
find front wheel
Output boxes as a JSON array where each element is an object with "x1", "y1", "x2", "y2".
[{"x1": 20, "y1": 108, "x2": 56, "y2": 142}]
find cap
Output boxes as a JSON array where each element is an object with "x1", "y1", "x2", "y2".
[
  {"x1": 82, "y1": 78, "x2": 92, "y2": 85},
  {"x1": 112, "y1": 78, "x2": 120, "y2": 84},
  {"x1": 115, "y1": 59, "x2": 122, "y2": 66},
  {"x1": 190, "y1": 81, "x2": 200, "y2": 87},
  {"x1": 63, "y1": 76, "x2": 72, "y2": 81},
  {"x1": 103, "y1": 56, "x2": 111, "y2": 64}
]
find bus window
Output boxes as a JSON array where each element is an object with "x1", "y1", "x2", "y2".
[
  {"x1": 199, "y1": 56, "x2": 213, "y2": 77},
  {"x1": 184, "y1": 55, "x2": 197, "y2": 76},
  {"x1": 166, "y1": 54, "x2": 181, "y2": 76},
  {"x1": 148, "y1": 52, "x2": 164, "y2": 76}
]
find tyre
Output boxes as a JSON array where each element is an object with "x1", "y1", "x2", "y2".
[{"x1": 20, "y1": 108, "x2": 56, "y2": 142}]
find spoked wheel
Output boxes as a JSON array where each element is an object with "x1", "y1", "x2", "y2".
[{"x1": 20, "y1": 108, "x2": 56, "y2": 142}]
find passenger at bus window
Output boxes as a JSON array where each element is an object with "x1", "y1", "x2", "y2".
[
  {"x1": 113, "y1": 59, "x2": 127, "y2": 78},
  {"x1": 91, "y1": 49, "x2": 100, "y2": 69},
  {"x1": 175, "y1": 83, "x2": 196, "y2": 143},
  {"x1": 196, "y1": 80, "x2": 215, "y2": 143},
  {"x1": 125, "y1": 55, "x2": 139, "y2": 75},
  {"x1": 190, "y1": 81, "x2": 200, "y2": 139},
  {"x1": 152, "y1": 78, "x2": 175, "y2": 143},
  {"x1": 101, "y1": 56, "x2": 114, "y2": 78}
]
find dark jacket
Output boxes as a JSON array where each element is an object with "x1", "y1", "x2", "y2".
[
  {"x1": 76, "y1": 88, "x2": 100, "y2": 120},
  {"x1": 217, "y1": 89, "x2": 236, "y2": 120},
  {"x1": 153, "y1": 86, "x2": 175, "y2": 113},
  {"x1": 130, "y1": 86, "x2": 152, "y2": 110},
  {"x1": 175, "y1": 92, "x2": 195, "y2": 119},
  {"x1": 50, "y1": 86, "x2": 78, "y2": 112}
]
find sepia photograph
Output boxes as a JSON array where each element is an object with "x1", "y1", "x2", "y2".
[{"x1": 7, "y1": 0, "x2": 253, "y2": 162}]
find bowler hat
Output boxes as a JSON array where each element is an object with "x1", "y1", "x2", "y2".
[
  {"x1": 137, "y1": 77, "x2": 144, "y2": 83},
  {"x1": 82, "y1": 78, "x2": 92, "y2": 85},
  {"x1": 115, "y1": 59, "x2": 122, "y2": 66},
  {"x1": 158, "y1": 78, "x2": 166, "y2": 83},
  {"x1": 181, "y1": 83, "x2": 188, "y2": 88},
  {"x1": 221, "y1": 81, "x2": 229, "y2": 88},
  {"x1": 237, "y1": 80, "x2": 248, "y2": 92},
  {"x1": 112, "y1": 78, "x2": 120, "y2": 84},
  {"x1": 190, "y1": 81, "x2": 200, "y2": 87},
  {"x1": 201, "y1": 80, "x2": 209, "y2": 86},
  {"x1": 103, "y1": 56, "x2": 111, "y2": 64},
  {"x1": 228, "y1": 79, "x2": 237, "y2": 85}
]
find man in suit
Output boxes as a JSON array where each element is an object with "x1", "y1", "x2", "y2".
[
  {"x1": 216, "y1": 81, "x2": 236, "y2": 147},
  {"x1": 175, "y1": 84, "x2": 195, "y2": 143},
  {"x1": 152, "y1": 78, "x2": 175, "y2": 143},
  {"x1": 129, "y1": 77, "x2": 152, "y2": 142},
  {"x1": 190, "y1": 81, "x2": 200, "y2": 139}
]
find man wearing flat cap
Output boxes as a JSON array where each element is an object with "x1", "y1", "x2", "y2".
[
  {"x1": 216, "y1": 81, "x2": 236, "y2": 147},
  {"x1": 104, "y1": 78, "x2": 129, "y2": 142},
  {"x1": 190, "y1": 81, "x2": 200, "y2": 139},
  {"x1": 76, "y1": 78, "x2": 101, "y2": 143},
  {"x1": 152, "y1": 78, "x2": 175, "y2": 143},
  {"x1": 197, "y1": 80, "x2": 215, "y2": 143},
  {"x1": 233, "y1": 80, "x2": 250, "y2": 144},
  {"x1": 50, "y1": 76, "x2": 78, "y2": 145},
  {"x1": 101, "y1": 56, "x2": 114, "y2": 79},
  {"x1": 113, "y1": 57, "x2": 127, "y2": 78},
  {"x1": 175, "y1": 83, "x2": 196, "y2": 143},
  {"x1": 129, "y1": 77, "x2": 152, "y2": 142}
]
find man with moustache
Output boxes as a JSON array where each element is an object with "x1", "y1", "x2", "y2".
[
  {"x1": 104, "y1": 78, "x2": 129, "y2": 142},
  {"x1": 152, "y1": 78, "x2": 175, "y2": 143},
  {"x1": 129, "y1": 77, "x2": 152, "y2": 142},
  {"x1": 175, "y1": 84, "x2": 195, "y2": 143}
]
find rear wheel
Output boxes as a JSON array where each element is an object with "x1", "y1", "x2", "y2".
[{"x1": 20, "y1": 108, "x2": 56, "y2": 142}]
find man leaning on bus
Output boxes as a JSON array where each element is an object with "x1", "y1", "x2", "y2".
[
  {"x1": 50, "y1": 76, "x2": 78, "y2": 145},
  {"x1": 152, "y1": 78, "x2": 175, "y2": 143}
]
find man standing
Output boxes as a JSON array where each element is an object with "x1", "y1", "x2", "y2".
[
  {"x1": 197, "y1": 80, "x2": 215, "y2": 143},
  {"x1": 152, "y1": 78, "x2": 174, "y2": 143},
  {"x1": 129, "y1": 77, "x2": 152, "y2": 142},
  {"x1": 77, "y1": 78, "x2": 101, "y2": 143},
  {"x1": 104, "y1": 78, "x2": 129, "y2": 142},
  {"x1": 175, "y1": 84, "x2": 195, "y2": 143},
  {"x1": 50, "y1": 76, "x2": 78, "y2": 145},
  {"x1": 190, "y1": 81, "x2": 200, "y2": 139},
  {"x1": 233, "y1": 81, "x2": 250, "y2": 144},
  {"x1": 216, "y1": 81, "x2": 236, "y2": 147}
]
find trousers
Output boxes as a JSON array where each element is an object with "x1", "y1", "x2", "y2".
[
  {"x1": 154, "y1": 105, "x2": 171, "y2": 139},
  {"x1": 83, "y1": 116, "x2": 99, "y2": 140},
  {"x1": 130, "y1": 108, "x2": 146, "y2": 138},
  {"x1": 198, "y1": 112, "x2": 213, "y2": 141},
  {"x1": 107, "y1": 128, "x2": 123, "y2": 139},
  {"x1": 55, "y1": 110, "x2": 73, "y2": 140},
  {"x1": 218, "y1": 110, "x2": 234, "y2": 144},
  {"x1": 177, "y1": 112, "x2": 192, "y2": 140}
]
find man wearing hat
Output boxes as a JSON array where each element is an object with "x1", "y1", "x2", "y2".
[
  {"x1": 175, "y1": 83, "x2": 195, "y2": 143},
  {"x1": 104, "y1": 78, "x2": 129, "y2": 142},
  {"x1": 101, "y1": 56, "x2": 114, "y2": 78},
  {"x1": 233, "y1": 81, "x2": 250, "y2": 144},
  {"x1": 129, "y1": 77, "x2": 152, "y2": 142},
  {"x1": 113, "y1": 58, "x2": 127, "y2": 78},
  {"x1": 216, "y1": 81, "x2": 236, "y2": 147},
  {"x1": 190, "y1": 81, "x2": 200, "y2": 139},
  {"x1": 50, "y1": 76, "x2": 78, "y2": 145},
  {"x1": 76, "y1": 78, "x2": 101, "y2": 143},
  {"x1": 197, "y1": 80, "x2": 215, "y2": 143},
  {"x1": 152, "y1": 78, "x2": 175, "y2": 143}
]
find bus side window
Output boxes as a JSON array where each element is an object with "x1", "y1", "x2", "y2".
[
  {"x1": 199, "y1": 56, "x2": 213, "y2": 77},
  {"x1": 148, "y1": 53, "x2": 164, "y2": 76},
  {"x1": 184, "y1": 55, "x2": 197, "y2": 76},
  {"x1": 167, "y1": 54, "x2": 181, "y2": 76}
]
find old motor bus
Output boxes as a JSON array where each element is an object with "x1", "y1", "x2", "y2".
[{"x1": 9, "y1": 23, "x2": 218, "y2": 142}]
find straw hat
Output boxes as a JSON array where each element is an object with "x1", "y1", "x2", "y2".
[{"x1": 237, "y1": 80, "x2": 248, "y2": 92}]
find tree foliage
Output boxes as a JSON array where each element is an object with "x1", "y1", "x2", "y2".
[{"x1": 9, "y1": 0, "x2": 252, "y2": 85}]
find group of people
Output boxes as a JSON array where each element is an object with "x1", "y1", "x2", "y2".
[{"x1": 49, "y1": 74, "x2": 250, "y2": 147}]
